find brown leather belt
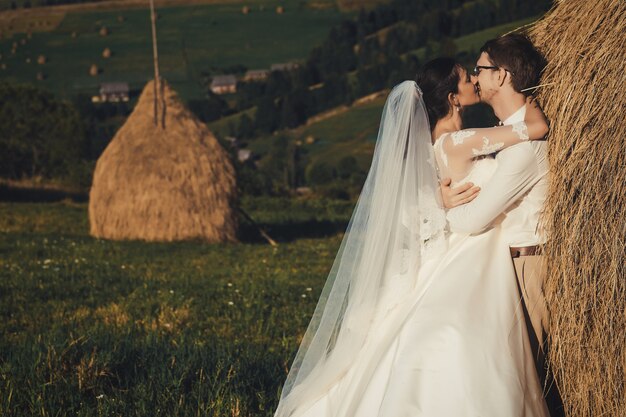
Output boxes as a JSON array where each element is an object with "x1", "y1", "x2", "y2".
[{"x1": 510, "y1": 245, "x2": 542, "y2": 258}]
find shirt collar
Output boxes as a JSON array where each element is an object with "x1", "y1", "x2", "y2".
[{"x1": 501, "y1": 105, "x2": 526, "y2": 126}]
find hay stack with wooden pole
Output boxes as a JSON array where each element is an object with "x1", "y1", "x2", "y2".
[
  {"x1": 528, "y1": 1, "x2": 625, "y2": 415},
  {"x1": 89, "y1": 79, "x2": 238, "y2": 242}
]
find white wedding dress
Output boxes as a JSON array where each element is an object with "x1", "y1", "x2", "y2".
[
  {"x1": 289, "y1": 136, "x2": 549, "y2": 417},
  {"x1": 275, "y1": 83, "x2": 549, "y2": 417}
]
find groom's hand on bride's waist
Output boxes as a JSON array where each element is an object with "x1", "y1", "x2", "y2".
[{"x1": 440, "y1": 177, "x2": 481, "y2": 209}]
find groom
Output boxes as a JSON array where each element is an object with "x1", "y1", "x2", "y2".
[{"x1": 440, "y1": 34, "x2": 563, "y2": 415}]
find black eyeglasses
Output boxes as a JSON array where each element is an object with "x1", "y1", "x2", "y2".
[{"x1": 472, "y1": 65, "x2": 515, "y2": 76}]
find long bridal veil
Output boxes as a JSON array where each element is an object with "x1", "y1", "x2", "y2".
[{"x1": 275, "y1": 81, "x2": 447, "y2": 416}]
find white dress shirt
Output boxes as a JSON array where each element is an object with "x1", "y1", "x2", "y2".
[{"x1": 446, "y1": 105, "x2": 548, "y2": 246}]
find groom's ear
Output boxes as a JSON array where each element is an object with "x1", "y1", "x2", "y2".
[{"x1": 497, "y1": 69, "x2": 507, "y2": 87}]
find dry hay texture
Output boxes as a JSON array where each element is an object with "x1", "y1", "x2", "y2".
[
  {"x1": 529, "y1": 0, "x2": 625, "y2": 415},
  {"x1": 89, "y1": 79, "x2": 238, "y2": 243}
]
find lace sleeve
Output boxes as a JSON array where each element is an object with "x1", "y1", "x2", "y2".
[{"x1": 441, "y1": 121, "x2": 530, "y2": 161}]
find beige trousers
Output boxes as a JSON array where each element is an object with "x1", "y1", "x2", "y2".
[
  {"x1": 512, "y1": 255, "x2": 549, "y2": 352},
  {"x1": 513, "y1": 255, "x2": 567, "y2": 416}
]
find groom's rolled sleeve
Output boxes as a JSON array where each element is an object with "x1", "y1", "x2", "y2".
[{"x1": 446, "y1": 143, "x2": 542, "y2": 234}]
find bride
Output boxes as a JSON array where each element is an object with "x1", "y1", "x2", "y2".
[{"x1": 274, "y1": 58, "x2": 550, "y2": 417}]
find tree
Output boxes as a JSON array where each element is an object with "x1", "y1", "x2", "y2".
[
  {"x1": 306, "y1": 161, "x2": 335, "y2": 186},
  {"x1": 0, "y1": 83, "x2": 87, "y2": 181},
  {"x1": 237, "y1": 114, "x2": 255, "y2": 139},
  {"x1": 254, "y1": 96, "x2": 278, "y2": 133},
  {"x1": 279, "y1": 89, "x2": 310, "y2": 129},
  {"x1": 188, "y1": 94, "x2": 228, "y2": 123},
  {"x1": 337, "y1": 156, "x2": 358, "y2": 179},
  {"x1": 438, "y1": 37, "x2": 458, "y2": 58}
]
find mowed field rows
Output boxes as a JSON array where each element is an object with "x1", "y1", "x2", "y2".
[
  {"x1": 0, "y1": 198, "x2": 354, "y2": 416},
  {"x1": 0, "y1": 2, "x2": 347, "y2": 100}
]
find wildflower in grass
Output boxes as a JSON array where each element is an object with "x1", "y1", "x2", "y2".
[
  {"x1": 228, "y1": 301, "x2": 234, "y2": 306},
  {"x1": 301, "y1": 294, "x2": 307, "y2": 298},
  {"x1": 169, "y1": 290, "x2": 174, "y2": 294},
  {"x1": 227, "y1": 282, "x2": 233, "y2": 287},
  {"x1": 43, "y1": 259, "x2": 51, "y2": 264},
  {"x1": 121, "y1": 265, "x2": 126, "y2": 269},
  {"x1": 306, "y1": 287, "x2": 312, "y2": 292}
]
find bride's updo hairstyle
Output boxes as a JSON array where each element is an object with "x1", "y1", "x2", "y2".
[{"x1": 415, "y1": 57, "x2": 463, "y2": 131}]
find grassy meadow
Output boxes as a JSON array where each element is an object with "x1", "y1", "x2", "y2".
[
  {"x1": 0, "y1": 197, "x2": 354, "y2": 416},
  {"x1": 0, "y1": 2, "x2": 347, "y2": 100}
]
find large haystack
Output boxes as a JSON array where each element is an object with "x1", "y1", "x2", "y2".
[
  {"x1": 529, "y1": 1, "x2": 625, "y2": 415},
  {"x1": 89, "y1": 79, "x2": 238, "y2": 242}
]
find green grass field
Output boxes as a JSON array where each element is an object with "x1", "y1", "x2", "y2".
[
  {"x1": 0, "y1": 2, "x2": 346, "y2": 100},
  {"x1": 0, "y1": 197, "x2": 355, "y2": 416}
]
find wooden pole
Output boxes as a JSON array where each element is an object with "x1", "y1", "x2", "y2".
[
  {"x1": 237, "y1": 207, "x2": 278, "y2": 247},
  {"x1": 149, "y1": 0, "x2": 161, "y2": 127}
]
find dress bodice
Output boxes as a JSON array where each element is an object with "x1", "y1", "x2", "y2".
[
  {"x1": 453, "y1": 156, "x2": 497, "y2": 188},
  {"x1": 433, "y1": 133, "x2": 498, "y2": 187}
]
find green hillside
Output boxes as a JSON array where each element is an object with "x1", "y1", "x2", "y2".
[
  {"x1": 0, "y1": 2, "x2": 347, "y2": 100},
  {"x1": 407, "y1": 15, "x2": 539, "y2": 61},
  {"x1": 254, "y1": 15, "x2": 542, "y2": 173}
]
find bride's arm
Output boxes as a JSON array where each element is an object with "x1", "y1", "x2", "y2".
[
  {"x1": 444, "y1": 143, "x2": 545, "y2": 233},
  {"x1": 442, "y1": 103, "x2": 549, "y2": 162}
]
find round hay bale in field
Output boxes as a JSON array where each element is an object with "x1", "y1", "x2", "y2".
[
  {"x1": 99, "y1": 26, "x2": 109, "y2": 36},
  {"x1": 117, "y1": 15, "x2": 125, "y2": 23},
  {"x1": 102, "y1": 47, "x2": 111, "y2": 58},
  {"x1": 89, "y1": 79, "x2": 238, "y2": 242},
  {"x1": 89, "y1": 64, "x2": 99, "y2": 76},
  {"x1": 37, "y1": 55, "x2": 46, "y2": 65},
  {"x1": 528, "y1": 1, "x2": 626, "y2": 415},
  {"x1": 276, "y1": 6, "x2": 284, "y2": 14},
  {"x1": 242, "y1": 6, "x2": 250, "y2": 14}
]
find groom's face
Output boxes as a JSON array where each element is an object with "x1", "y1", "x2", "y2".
[{"x1": 472, "y1": 52, "x2": 501, "y2": 104}]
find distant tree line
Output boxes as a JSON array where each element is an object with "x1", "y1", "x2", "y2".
[
  {"x1": 0, "y1": 82, "x2": 92, "y2": 186},
  {"x1": 0, "y1": 0, "x2": 106, "y2": 10},
  {"x1": 191, "y1": 0, "x2": 551, "y2": 140}
]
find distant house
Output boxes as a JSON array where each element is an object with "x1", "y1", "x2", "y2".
[
  {"x1": 243, "y1": 69, "x2": 270, "y2": 82},
  {"x1": 237, "y1": 149, "x2": 252, "y2": 162},
  {"x1": 210, "y1": 75, "x2": 237, "y2": 94},
  {"x1": 93, "y1": 82, "x2": 129, "y2": 103},
  {"x1": 270, "y1": 62, "x2": 299, "y2": 72}
]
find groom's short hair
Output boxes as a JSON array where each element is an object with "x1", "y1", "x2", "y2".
[{"x1": 480, "y1": 33, "x2": 546, "y2": 95}]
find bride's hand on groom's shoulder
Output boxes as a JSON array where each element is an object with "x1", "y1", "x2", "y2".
[
  {"x1": 524, "y1": 95, "x2": 550, "y2": 140},
  {"x1": 439, "y1": 178, "x2": 481, "y2": 209}
]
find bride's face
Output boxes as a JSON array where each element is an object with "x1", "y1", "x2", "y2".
[{"x1": 456, "y1": 67, "x2": 480, "y2": 107}]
